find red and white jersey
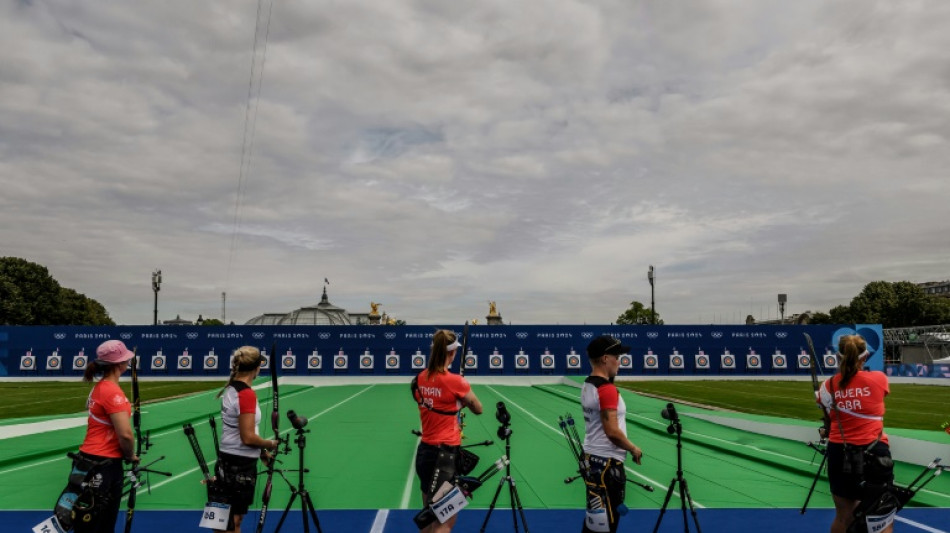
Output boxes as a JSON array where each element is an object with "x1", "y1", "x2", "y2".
[
  {"x1": 415, "y1": 369, "x2": 471, "y2": 446},
  {"x1": 220, "y1": 381, "x2": 263, "y2": 458},
  {"x1": 79, "y1": 380, "x2": 131, "y2": 458},
  {"x1": 818, "y1": 370, "x2": 889, "y2": 446},
  {"x1": 581, "y1": 376, "x2": 628, "y2": 461}
]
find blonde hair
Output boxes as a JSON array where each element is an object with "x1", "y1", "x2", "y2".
[
  {"x1": 216, "y1": 346, "x2": 262, "y2": 398},
  {"x1": 426, "y1": 330, "x2": 458, "y2": 376},
  {"x1": 838, "y1": 335, "x2": 867, "y2": 388}
]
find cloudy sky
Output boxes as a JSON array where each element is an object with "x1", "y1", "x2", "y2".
[{"x1": 2, "y1": 0, "x2": 948, "y2": 326}]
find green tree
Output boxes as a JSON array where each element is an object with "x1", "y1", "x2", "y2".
[
  {"x1": 616, "y1": 300, "x2": 663, "y2": 325},
  {"x1": 828, "y1": 304, "x2": 854, "y2": 324},
  {"x1": 199, "y1": 318, "x2": 225, "y2": 326},
  {"x1": 0, "y1": 257, "x2": 114, "y2": 325},
  {"x1": 0, "y1": 257, "x2": 61, "y2": 325},
  {"x1": 55, "y1": 288, "x2": 115, "y2": 326},
  {"x1": 806, "y1": 311, "x2": 833, "y2": 324}
]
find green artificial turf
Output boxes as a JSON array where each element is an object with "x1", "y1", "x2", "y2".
[
  {"x1": 0, "y1": 381, "x2": 223, "y2": 421},
  {"x1": 615, "y1": 381, "x2": 950, "y2": 432}
]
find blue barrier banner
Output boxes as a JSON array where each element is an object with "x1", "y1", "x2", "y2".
[{"x1": 0, "y1": 324, "x2": 883, "y2": 377}]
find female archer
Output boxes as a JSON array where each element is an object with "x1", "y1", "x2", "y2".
[
  {"x1": 413, "y1": 329, "x2": 483, "y2": 533},
  {"x1": 818, "y1": 334, "x2": 893, "y2": 533}
]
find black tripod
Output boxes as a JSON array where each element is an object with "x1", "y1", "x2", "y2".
[
  {"x1": 800, "y1": 439, "x2": 828, "y2": 513},
  {"x1": 480, "y1": 402, "x2": 529, "y2": 533},
  {"x1": 272, "y1": 425, "x2": 322, "y2": 533},
  {"x1": 653, "y1": 403, "x2": 701, "y2": 533}
]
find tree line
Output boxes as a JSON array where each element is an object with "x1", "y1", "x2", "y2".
[
  {"x1": 617, "y1": 281, "x2": 950, "y2": 328},
  {"x1": 0, "y1": 257, "x2": 114, "y2": 326}
]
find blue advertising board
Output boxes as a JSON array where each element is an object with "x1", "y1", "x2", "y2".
[{"x1": 0, "y1": 324, "x2": 884, "y2": 377}]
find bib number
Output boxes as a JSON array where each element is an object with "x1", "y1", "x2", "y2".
[
  {"x1": 430, "y1": 485, "x2": 468, "y2": 523},
  {"x1": 198, "y1": 501, "x2": 231, "y2": 529},
  {"x1": 585, "y1": 508, "x2": 610, "y2": 532},
  {"x1": 866, "y1": 509, "x2": 897, "y2": 533},
  {"x1": 32, "y1": 516, "x2": 66, "y2": 533}
]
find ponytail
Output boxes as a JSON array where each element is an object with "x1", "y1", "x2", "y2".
[
  {"x1": 426, "y1": 330, "x2": 457, "y2": 376},
  {"x1": 216, "y1": 346, "x2": 261, "y2": 398},
  {"x1": 837, "y1": 335, "x2": 867, "y2": 388}
]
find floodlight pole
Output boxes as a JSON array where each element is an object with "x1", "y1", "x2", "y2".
[
  {"x1": 778, "y1": 293, "x2": 787, "y2": 324},
  {"x1": 152, "y1": 269, "x2": 162, "y2": 326},
  {"x1": 648, "y1": 265, "x2": 656, "y2": 325}
]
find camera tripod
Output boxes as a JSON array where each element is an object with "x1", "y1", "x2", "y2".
[
  {"x1": 653, "y1": 403, "x2": 701, "y2": 533},
  {"x1": 271, "y1": 426, "x2": 322, "y2": 533},
  {"x1": 480, "y1": 405, "x2": 529, "y2": 533}
]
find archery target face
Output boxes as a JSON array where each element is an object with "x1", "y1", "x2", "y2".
[
  {"x1": 695, "y1": 354, "x2": 710, "y2": 369},
  {"x1": 412, "y1": 353, "x2": 426, "y2": 369},
  {"x1": 308, "y1": 352, "x2": 322, "y2": 370}
]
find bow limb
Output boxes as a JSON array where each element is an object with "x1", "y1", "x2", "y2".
[
  {"x1": 803, "y1": 334, "x2": 830, "y2": 438},
  {"x1": 256, "y1": 343, "x2": 280, "y2": 533},
  {"x1": 457, "y1": 323, "x2": 470, "y2": 437}
]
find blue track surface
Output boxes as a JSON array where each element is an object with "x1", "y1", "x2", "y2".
[{"x1": 10, "y1": 508, "x2": 950, "y2": 533}]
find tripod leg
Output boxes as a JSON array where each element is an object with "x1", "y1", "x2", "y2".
[
  {"x1": 508, "y1": 478, "x2": 520, "y2": 533},
  {"x1": 302, "y1": 491, "x2": 322, "y2": 533},
  {"x1": 680, "y1": 478, "x2": 702, "y2": 533},
  {"x1": 479, "y1": 477, "x2": 507, "y2": 533},
  {"x1": 509, "y1": 479, "x2": 530, "y2": 533},
  {"x1": 272, "y1": 490, "x2": 299, "y2": 533},
  {"x1": 800, "y1": 452, "x2": 828, "y2": 514},
  {"x1": 679, "y1": 479, "x2": 690, "y2": 533},
  {"x1": 652, "y1": 479, "x2": 678, "y2": 533}
]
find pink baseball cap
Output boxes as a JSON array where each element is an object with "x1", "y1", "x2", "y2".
[{"x1": 96, "y1": 340, "x2": 135, "y2": 364}]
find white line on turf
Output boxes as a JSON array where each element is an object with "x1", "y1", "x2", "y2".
[
  {"x1": 369, "y1": 509, "x2": 389, "y2": 533},
  {"x1": 896, "y1": 515, "x2": 948, "y2": 533},
  {"x1": 536, "y1": 385, "x2": 950, "y2": 504},
  {"x1": 125, "y1": 384, "x2": 377, "y2": 500},
  {"x1": 401, "y1": 435, "x2": 422, "y2": 509},
  {"x1": 483, "y1": 385, "x2": 699, "y2": 507}
]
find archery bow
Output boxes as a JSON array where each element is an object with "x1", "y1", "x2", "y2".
[
  {"x1": 256, "y1": 343, "x2": 281, "y2": 533},
  {"x1": 800, "y1": 332, "x2": 830, "y2": 514},
  {"x1": 124, "y1": 348, "x2": 144, "y2": 533},
  {"x1": 457, "y1": 322, "x2": 470, "y2": 439}
]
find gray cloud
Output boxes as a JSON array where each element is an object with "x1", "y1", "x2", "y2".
[{"x1": 1, "y1": 0, "x2": 948, "y2": 326}]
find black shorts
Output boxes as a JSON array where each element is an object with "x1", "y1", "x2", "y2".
[
  {"x1": 215, "y1": 452, "x2": 260, "y2": 517},
  {"x1": 583, "y1": 454, "x2": 626, "y2": 533},
  {"x1": 415, "y1": 442, "x2": 461, "y2": 502},
  {"x1": 827, "y1": 441, "x2": 892, "y2": 500},
  {"x1": 72, "y1": 453, "x2": 123, "y2": 533}
]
